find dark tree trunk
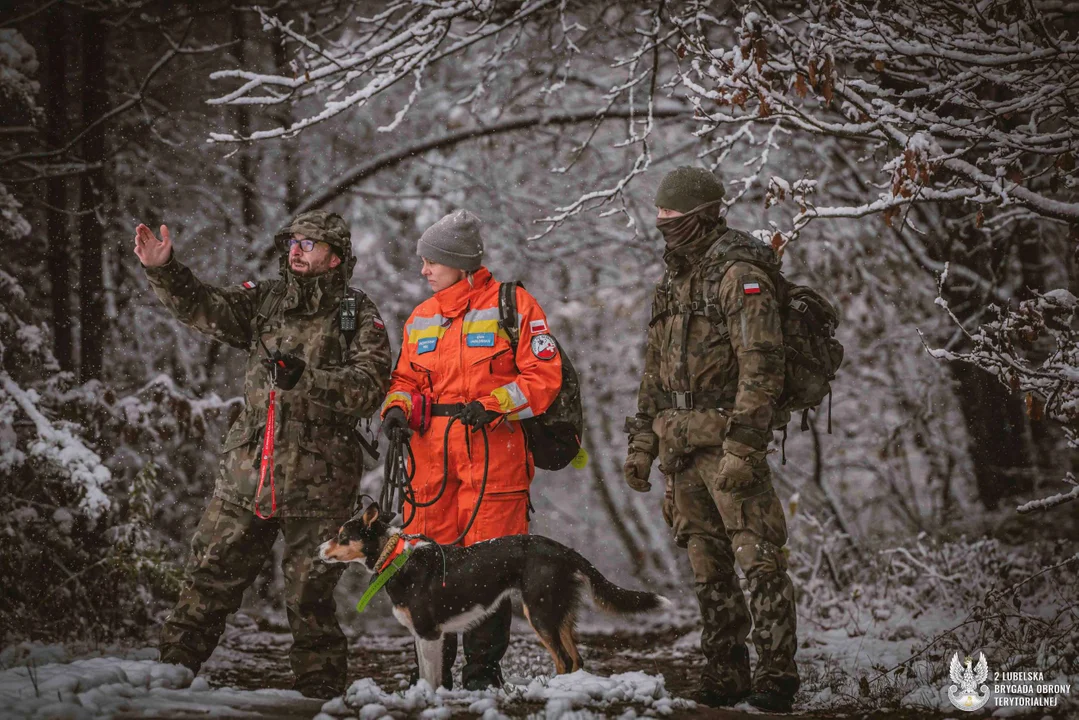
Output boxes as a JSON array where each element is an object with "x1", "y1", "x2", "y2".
[
  {"x1": 77, "y1": 10, "x2": 108, "y2": 381},
  {"x1": 949, "y1": 363, "x2": 1034, "y2": 508},
  {"x1": 44, "y1": 4, "x2": 72, "y2": 370},
  {"x1": 231, "y1": 8, "x2": 259, "y2": 247},
  {"x1": 270, "y1": 27, "x2": 301, "y2": 215}
]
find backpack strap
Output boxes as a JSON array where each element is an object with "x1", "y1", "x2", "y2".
[{"x1": 498, "y1": 281, "x2": 521, "y2": 350}]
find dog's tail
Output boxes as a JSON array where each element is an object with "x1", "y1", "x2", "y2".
[{"x1": 573, "y1": 554, "x2": 671, "y2": 614}]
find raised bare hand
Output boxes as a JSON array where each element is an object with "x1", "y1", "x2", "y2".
[{"x1": 134, "y1": 224, "x2": 172, "y2": 268}]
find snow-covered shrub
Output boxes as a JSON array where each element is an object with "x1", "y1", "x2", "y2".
[{"x1": 0, "y1": 265, "x2": 184, "y2": 641}]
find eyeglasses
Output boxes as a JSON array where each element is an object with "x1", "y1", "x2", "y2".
[{"x1": 287, "y1": 238, "x2": 319, "y2": 252}]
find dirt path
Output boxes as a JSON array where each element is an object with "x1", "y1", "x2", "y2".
[{"x1": 189, "y1": 617, "x2": 982, "y2": 719}]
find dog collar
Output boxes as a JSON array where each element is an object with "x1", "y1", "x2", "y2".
[{"x1": 355, "y1": 537, "x2": 421, "y2": 613}]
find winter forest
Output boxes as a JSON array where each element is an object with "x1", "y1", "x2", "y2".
[{"x1": 1, "y1": 0, "x2": 1078, "y2": 718}]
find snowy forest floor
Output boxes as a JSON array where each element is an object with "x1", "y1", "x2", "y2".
[{"x1": 3, "y1": 594, "x2": 1076, "y2": 720}]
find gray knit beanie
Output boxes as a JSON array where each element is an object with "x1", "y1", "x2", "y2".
[{"x1": 416, "y1": 209, "x2": 484, "y2": 271}]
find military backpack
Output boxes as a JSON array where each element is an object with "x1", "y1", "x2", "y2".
[
  {"x1": 703, "y1": 230, "x2": 844, "y2": 429},
  {"x1": 497, "y1": 281, "x2": 585, "y2": 471}
]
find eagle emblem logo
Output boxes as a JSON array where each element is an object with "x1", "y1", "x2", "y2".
[{"x1": 947, "y1": 652, "x2": 990, "y2": 711}]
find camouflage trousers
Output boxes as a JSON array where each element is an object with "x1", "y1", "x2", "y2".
[
  {"x1": 668, "y1": 447, "x2": 799, "y2": 697},
  {"x1": 160, "y1": 497, "x2": 348, "y2": 690}
]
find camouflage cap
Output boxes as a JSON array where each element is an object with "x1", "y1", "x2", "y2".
[
  {"x1": 655, "y1": 166, "x2": 726, "y2": 214},
  {"x1": 276, "y1": 210, "x2": 351, "y2": 259}
]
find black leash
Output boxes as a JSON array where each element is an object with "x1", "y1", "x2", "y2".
[{"x1": 380, "y1": 417, "x2": 490, "y2": 548}]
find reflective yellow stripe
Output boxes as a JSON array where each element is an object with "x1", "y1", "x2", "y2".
[
  {"x1": 381, "y1": 391, "x2": 412, "y2": 416},
  {"x1": 407, "y1": 324, "x2": 448, "y2": 344},
  {"x1": 461, "y1": 318, "x2": 511, "y2": 341},
  {"x1": 491, "y1": 381, "x2": 528, "y2": 412}
]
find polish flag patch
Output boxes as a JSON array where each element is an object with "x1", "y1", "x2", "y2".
[
  {"x1": 242, "y1": 281, "x2": 257, "y2": 290},
  {"x1": 743, "y1": 282, "x2": 761, "y2": 295},
  {"x1": 373, "y1": 317, "x2": 385, "y2": 330},
  {"x1": 529, "y1": 319, "x2": 549, "y2": 335}
]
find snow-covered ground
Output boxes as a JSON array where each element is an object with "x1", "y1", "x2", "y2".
[{"x1": 2, "y1": 590, "x2": 1075, "y2": 719}]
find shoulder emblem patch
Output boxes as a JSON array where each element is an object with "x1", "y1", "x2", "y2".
[
  {"x1": 373, "y1": 316, "x2": 385, "y2": 330},
  {"x1": 530, "y1": 333, "x2": 558, "y2": 361},
  {"x1": 743, "y1": 282, "x2": 761, "y2": 295},
  {"x1": 242, "y1": 281, "x2": 257, "y2": 290},
  {"x1": 529, "y1": 319, "x2": 549, "y2": 335}
]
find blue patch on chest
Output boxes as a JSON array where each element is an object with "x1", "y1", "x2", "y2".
[
  {"x1": 466, "y1": 332, "x2": 495, "y2": 348},
  {"x1": 416, "y1": 337, "x2": 438, "y2": 355}
]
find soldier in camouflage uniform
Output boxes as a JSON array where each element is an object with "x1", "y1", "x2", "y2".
[
  {"x1": 134, "y1": 211, "x2": 392, "y2": 698},
  {"x1": 622, "y1": 167, "x2": 799, "y2": 712}
]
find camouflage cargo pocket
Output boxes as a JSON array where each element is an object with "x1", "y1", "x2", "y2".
[
  {"x1": 703, "y1": 458, "x2": 787, "y2": 547},
  {"x1": 653, "y1": 408, "x2": 729, "y2": 467}
]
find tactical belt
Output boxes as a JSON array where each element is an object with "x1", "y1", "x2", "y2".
[
  {"x1": 431, "y1": 402, "x2": 466, "y2": 417},
  {"x1": 653, "y1": 390, "x2": 731, "y2": 412}
]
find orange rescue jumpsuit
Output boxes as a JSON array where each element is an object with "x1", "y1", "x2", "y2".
[{"x1": 380, "y1": 266, "x2": 562, "y2": 545}]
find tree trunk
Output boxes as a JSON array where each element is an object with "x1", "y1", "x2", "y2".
[
  {"x1": 44, "y1": 4, "x2": 72, "y2": 370},
  {"x1": 77, "y1": 9, "x2": 108, "y2": 381},
  {"x1": 231, "y1": 8, "x2": 259, "y2": 248},
  {"x1": 270, "y1": 27, "x2": 301, "y2": 215}
]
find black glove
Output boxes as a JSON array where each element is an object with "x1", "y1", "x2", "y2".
[
  {"x1": 381, "y1": 407, "x2": 410, "y2": 440},
  {"x1": 263, "y1": 352, "x2": 306, "y2": 390},
  {"x1": 456, "y1": 400, "x2": 501, "y2": 428}
]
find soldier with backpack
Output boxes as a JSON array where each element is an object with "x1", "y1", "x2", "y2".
[
  {"x1": 379, "y1": 209, "x2": 566, "y2": 690},
  {"x1": 623, "y1": 167, "x2": 841, "y2": 713},
  {"x1": 135, "y1": 210, "x2": 392, "y2": 699}
]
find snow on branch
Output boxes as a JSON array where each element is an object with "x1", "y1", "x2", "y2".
[
  {"x1": 207, "y1": 0, "x2": 563, "y2": 141},
  {"x1": 1, "y1": 373, "x2": 111, "y2": 519},
  {"x1": 674, "y1": 0, "x2": 1079, "y2": 238}
]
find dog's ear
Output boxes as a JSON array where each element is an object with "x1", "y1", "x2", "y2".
[{"x1": 361, "y1": 502, "x2": 380, "y2": 527}]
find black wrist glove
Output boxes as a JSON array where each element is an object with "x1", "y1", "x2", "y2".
[
  {"x1": 456, "y1": 400, "x2": 501, "y2": 428},
  {"x1": 381, "y1": 407, "x2": 410, "y2": 440},
  {"x1": 263, "y1": 352, "x2": 306, "y2": 390}
]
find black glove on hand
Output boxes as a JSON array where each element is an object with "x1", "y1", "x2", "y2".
[
  {"x1": 456, "y1": 400, "x2": 501, "y2": 428},
  {"x1": 381, "y1": 407, "x2": 410, "y2": 440},
  {"x1": 263, "y1": 352, "x2": 306, "y2": 390}
]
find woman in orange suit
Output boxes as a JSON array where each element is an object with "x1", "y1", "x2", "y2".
[{"x1": 380, "y1": 209, "x2": 563, "y2": 690}]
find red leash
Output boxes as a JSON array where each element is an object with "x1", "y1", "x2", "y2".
[{"x1": 255, "y1": 389, "x2": 277, "y2": 519}]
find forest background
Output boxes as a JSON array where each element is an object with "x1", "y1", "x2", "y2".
[{"x1": 1, "y1": 0, "x2": 1077, "y2": 707}]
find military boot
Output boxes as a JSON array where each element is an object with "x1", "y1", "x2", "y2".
[
  {"x1": 159, "y1": 645, "x2": 201, "y2": 676},
  {"x1": 745, "y1": 678, "x2": 797, "y2": 713},
  {"x1": 462, "y1": 600, "x2": 511, "y2": 690}
]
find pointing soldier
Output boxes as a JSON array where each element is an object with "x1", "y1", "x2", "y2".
[
  {"x1": 135, "y1": 211, "x2": 392, "y2": 698},
  {"x1": 623, "y1": 167, "x2": 799, "y2": 712}
]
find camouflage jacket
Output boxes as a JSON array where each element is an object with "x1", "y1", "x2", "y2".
[
  {"x1": 145, "y1": 256, "x2": 392, "y2": 517},
  {"x1": 629, "y1": 222, "x2": 785, "y2": 469}
]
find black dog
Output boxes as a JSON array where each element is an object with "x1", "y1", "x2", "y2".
[{"x1": 318, "y1": 503, "x2": 669, "y2": 687}]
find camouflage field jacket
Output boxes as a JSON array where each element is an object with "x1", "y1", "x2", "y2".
[
  {"x1": 145, "y1": 257, "x2": 392, "y2": 517},
  {"x1": 630, "y1": 224, "x2": 786, "y2": 469}
]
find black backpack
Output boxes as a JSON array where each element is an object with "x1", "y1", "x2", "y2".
[{"x1": 497, "y1": 282, "x2": 585, "y2": 471}]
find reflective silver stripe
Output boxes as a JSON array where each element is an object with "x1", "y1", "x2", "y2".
[
  {"x1": 405, "y1": 314, "x2": 448, "y2": 335},
  {"x1": 495, "y1": 381, "x2": 527, "y2": 410},
  {"x1": 463, "y1": 307, "x2": 500, "y2": 324},
  {"x1": 508, "y1": 407, "x2": 535, "y2": 421}
]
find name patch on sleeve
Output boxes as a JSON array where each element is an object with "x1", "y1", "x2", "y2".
[{"x1": 743, "y1": 282, "x2": 761, "y2": 295}]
